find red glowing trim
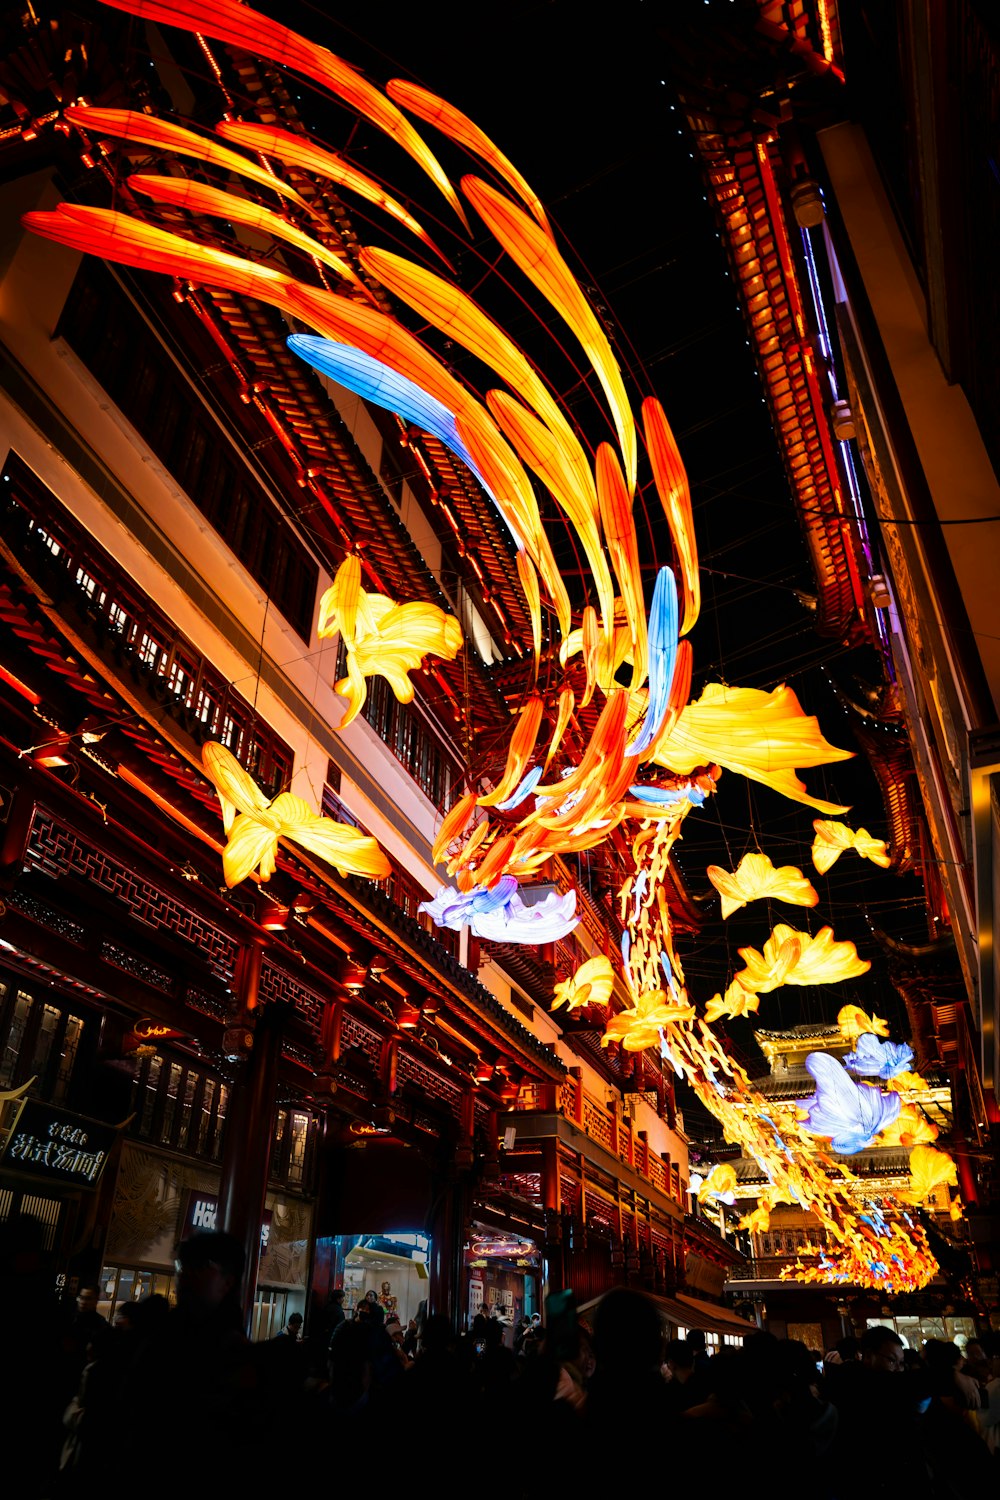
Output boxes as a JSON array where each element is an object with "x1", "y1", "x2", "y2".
[{"x1": 0, "y1": 663, "x2": 41, "y2": 705}]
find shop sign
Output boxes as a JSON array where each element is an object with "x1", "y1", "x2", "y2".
[
  {"x1": 123, "y1": 1018, "x2": 187, "y2": 1053},
  {"x1": 0, "y1": 1099, "x2": 116, "y2": 1186},
  {"x1": 182, "y1": 1191, "x2": 272, "y2": 1250}
]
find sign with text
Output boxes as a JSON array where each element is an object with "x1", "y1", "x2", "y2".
[
  {"x1": 182, "y1": 1191, "x2": 272, "y2": 1251},
  {"x1": 0, "y1": 1099, "x2": 117, "y2": 1187}
]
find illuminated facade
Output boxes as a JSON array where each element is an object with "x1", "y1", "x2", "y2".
[{"x1": 0, "y1": 2, "x2": 696, "y2": 1336}]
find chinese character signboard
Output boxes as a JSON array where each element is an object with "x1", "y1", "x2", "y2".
[{"x1": 0, "y1": 1099, "x2": 117, "y2": 1187}]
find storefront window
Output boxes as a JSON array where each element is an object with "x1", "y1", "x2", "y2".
[
  {"x1": 313, "y1": 1232, "x2": 431, "y2": 1326},
  {"x1": 464, "y1": 1228, "x2": 541, "y2": 1338},
  {"x1": 140, "y1": 1056, "x2": 162, "y2": 1134},
  {"x1": 160, "y1": 1062, "x2": 183, "y2": 1145},
  {"x1": 99, "y1": 1263, "x2": 174, "y2": 1322},
  {"x1": 31, "y1": 1004, "x2": 60, "y2": 1080},
  {"x1": 287, "y1": 1112, "x2": 309, "y2": 1186},
  {"x1": 870, "y1": 1314, "x2": 977, "y2": 1350},
  {"x1": 0, "y1": 990, "x2": 33, "y2": 1088},
  {"x1": 53, "y1": 1015, "x2": 84, "y2": 1104}
]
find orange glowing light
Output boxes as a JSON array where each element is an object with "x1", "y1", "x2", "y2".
[
  {"x1": 463, "y1": 174, "x2": 637, "y2": 492},
  {"x1": 98, "y1": 0, "x2": 470, "y2": 230},
  {"x1": 128, "y1": 174, "x2": 366, "y2": 289},
  {"x1": 215, "y1": 121, "x2": 451, "y2": 269},
  {"x1": 386, "y1": 78, "x2": 552, "y2": 237},
  {"x1": 63, "y1": 106, "x2": 310, "y2": 211},
  {"x1": 643, "y1": 397, "x2": 700, "y2": 636}
]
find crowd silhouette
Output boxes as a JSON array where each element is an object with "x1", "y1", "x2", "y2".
[{"x1": 4, "y1": 1225, "x2": 998, "y2": 1498}]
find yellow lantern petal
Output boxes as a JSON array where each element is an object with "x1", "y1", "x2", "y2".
[
  {"x1": 761, "y1": 923, "x2": 870, "y2": 988},
  {"x1": 652, "y1": 683, "x2": 852, "y2": 814},
  {"x1": 289, "y1": 814, "x2": 391, "y2": 880},
  {"x1": 812, "y1": 820, "x2": 891, "y2": 874},
  {"x1": 707, "y1": 851, "x2": 819, "y2": 920},
  {"x1": 202, "y1": 740, "x2": 272, "y2": 833},
  {"x1": 223, "y1": 814, "x2": 279, "y2": 887},
  {"x1": 905, "y1": 1144, "x2": 957, "y2": 1203},
  {"x1": 552, "y1": 956, "x2": 615, "y2": 1013},
  {"x1": 837, "y1": 1005, "x2": 890, "y2": 1041}
]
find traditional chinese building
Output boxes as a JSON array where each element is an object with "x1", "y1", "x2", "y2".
[
  {"x1": 0, "y1": 1, "x2": 696, "y2": 1336},
  {"x1": 662, "y1": 0, "x2": 1000, "y2": 1321}
]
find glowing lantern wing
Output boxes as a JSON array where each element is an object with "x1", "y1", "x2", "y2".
[
  {"x1": 811, "y1": 819, "x2": 853, "y2": 874},
  {"x1": 487, "y1": 390, "x2": 615, "y2": 640},
  {"x1": 843, "y1": 1034, "x2": 914, "y2": 1080},
  {"x1": 128, "y1": 174, "x2": 363, "y2": 288},
  {"x1": 63, "y1": 106, "x2": 310, "y2": 211},
  {"x1": 651, "y1": 683, "x2": 852, "y2": 813},
  {"x1": 853, "y1": 828, "x2": 892, "y2": 868},
  {"x1": 707, "y1": 852, "x2": 819, "y2": 920},
  {"x1": 773, "y1": 924, "x2": 870, "y2": 987},
  {"x1": 629, "y1": 567, "x2": 678, "y2": 757},
  {"x1": 333, "y1": 649, "x2": 371, "y2": 728},
  {"x1": 22, "y1": 206, "x2": 297, "y2": 308},
  {"x1": 479, "y1": 696, "x2": 545, "y2": 808},
  {"x1": 289, "y1": 814, "x2": 391, "y2": 879},
  {"x1": 698, "y1": 1163, "x2": 738, "y2": 1205},
  {"x1": 736, "y1": 933, "x2": 803, "y2": 994},
  {"x1": 216, "y1": 121, "x2": 451, "y2": 269},
  {"x1": 544, "y1": 687, "x2": 576, "y2": 771},
  {"x1": 386, "y1": 78, "x2": 552, "y2": 237},
  {"x1": 202, "y1": 741, "x2": 272, "y2": 833},
  {"x1": 596, "y1": 443, "x2": 648, "y2": 690},
  {"x1": 357, "y1": 247, "x2": 580, "y2": 465},
  {"x1": 552, "y1": 955, "x2": 614, "y2": 1012},
  {"x1": 223, "y1": 813, "x2": 280, "y2": 887},
  {"x1": 643, "y1": 397, "x2": 700, "y2": 635},
  {"x1": 813, "y1": 820, "x2": 891, "y2": 874},
  {"x1": 97, "y1": 0, "x2": 470, "y2": 230},
  {"x1": 802, "y1": 1053, "x2": 901, "y2": 1153},
  {"x1": 462, "y1": 174, "x2": 637, "y2": 492},
  {"x1": 319, "y1": 554, "x2": 363, "y2": 646},
  {"x1": 837, "y1": 1005, "x2": 890, "y2": 1041},
  {"x1": 433, "y1": 792, "x2": 478, "y2": 867},
  {"x1": 905, "y1": 1144, "x2": 958, "y2": 1203},
  {"x1": 516, "y1": 550, "x2": 542, "y2": 669}
]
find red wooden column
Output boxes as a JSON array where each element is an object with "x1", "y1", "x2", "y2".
[
  {"x1": 541, "y1": 1137, "x2": 564, "y2": 1293},
  {"x1": 217, "y1": 939, "x2": 284, "y2": 1328}
]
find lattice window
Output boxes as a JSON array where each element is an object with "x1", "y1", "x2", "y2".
[
  {"x1": 340, "y1": 1013, "x2": 383, "y2": 1071},
  {"x1": 395, "y1": 1050, "x2": 463, "y2": 1116},
  {"x1": 258, "y1": 961, "x2": 325, "y2": 1041},
  {"x1": 25, "y1": 810, "x2": 238, "y2": 983}
]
